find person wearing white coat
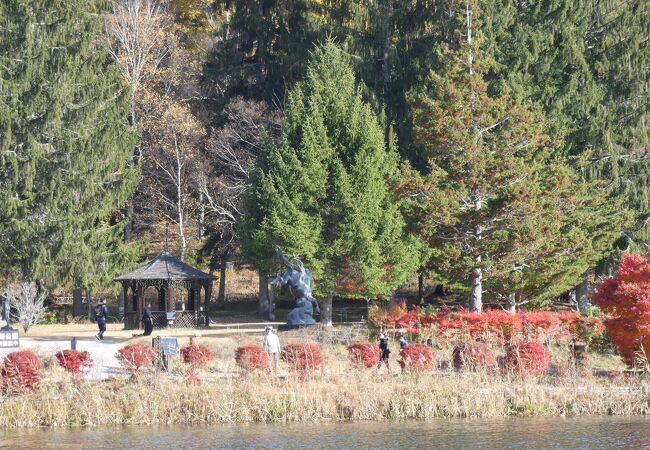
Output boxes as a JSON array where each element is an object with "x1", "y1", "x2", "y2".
[{"x1": 263, "y1": 326, "x2": 281, "y2": 371}]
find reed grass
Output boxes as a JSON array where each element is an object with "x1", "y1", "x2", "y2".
[{"x1": 1, "y1": 359, "x2": 648, "y2": 428}]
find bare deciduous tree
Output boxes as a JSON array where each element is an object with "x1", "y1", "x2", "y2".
[
  {"x1": 9, "y1": 283, "x2": 47, "y2": 333},
  {"x1": 104, "y1": 0, "x2": 173, "y2": 130},
  {"x1": 200, "y1": 98, "x2": 284, "y2": 308}
]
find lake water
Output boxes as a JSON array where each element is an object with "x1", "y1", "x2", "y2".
[{"x1": 1, "y1": 416, "x2": 649, "y2": 449}]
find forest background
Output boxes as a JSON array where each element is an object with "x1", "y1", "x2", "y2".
[{"x1": 0, "y1": 0, "x2": 648, "y2": 326}]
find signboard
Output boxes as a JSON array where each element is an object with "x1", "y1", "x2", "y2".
[
  {"x1": 161, "y1": 337, "x2": 179, "y2": 356},
  {"x1": 0, "y1": 330, "x2": 19, "y2": 348}
]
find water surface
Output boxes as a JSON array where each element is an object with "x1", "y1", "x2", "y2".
[{"x1": 2, "y1": 416, "x2": 649, "y2": 449}]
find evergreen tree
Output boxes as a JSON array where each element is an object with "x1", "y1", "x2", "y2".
[
  {"x1": 483, "y1": 0, "x2": 650, "y2": 272},
  {"x1": 0, "y1": 0, "x2": 139, "y2": 292},
  {"x1": 206, "y1": 0, "x2": 324, "y2": 102},
  {"x1": 242, "y1": 41, "x2": 423, "y2": 325},
  {"x1": 407, "y1": 1, "x2": 624, "y2": 311}
]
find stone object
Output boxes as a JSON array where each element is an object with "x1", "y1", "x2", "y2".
[{"x1": 272, "y1": 249, "x2": 320, "y2": 326}]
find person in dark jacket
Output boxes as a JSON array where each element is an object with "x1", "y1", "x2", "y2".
[
  {"x1": 95, "y1": 299, "x2": 108, "y2": 341},
  {"x1": 142, "y1": 303, "x2": 153, "y2": 336},
  {"x1": 377, "y1": 332, "x2": 391, "y2": 372}
]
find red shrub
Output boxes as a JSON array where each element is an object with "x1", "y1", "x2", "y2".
[
  {"x1": 400, "y1": 344, "x2": 435, "y2": 372},
  {"x1": 396, "y1": 310, "x2": 421, "y2": 335},
  {"x1": 180, "y1": 345, "x2": 213, "y2": 369},
  {"x1": 281, "y1": 343, "x2": 322, "y2": 374},
  {"x1": 235, "y1": 346, "x2": 269, "y2": 372},
  {"x1": 1, "y1": 350, "x2": 42, "y2": 393},
  {"x1": 347, "y1": 343, "x2": 380, "y2": 368},
  {"x1": 55, "y1": 349, "x2": 93, "y2": 375},
  {"x1": 452, "y1": 342, "x2": 496, "y2": 371},
  {"x1": 116, "y1": 344, "x2": 156, "y2": 372},
  {"x1": 593, "y1": 250, "x2": 650, "y2": 367},
  {"x1": 502, "y1": 342, "x2": 551, "y2": 376}
]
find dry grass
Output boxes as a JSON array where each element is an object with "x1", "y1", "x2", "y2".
[{"x1": 1, "y1": 344, "x2": 648, "y2": 429}]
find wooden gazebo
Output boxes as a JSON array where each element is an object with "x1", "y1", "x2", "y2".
[{"x1": 114, "y1": 251, "x2": 215, "y2": 329}]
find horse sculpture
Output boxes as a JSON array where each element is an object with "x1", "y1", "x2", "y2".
[{"x1": 272, "y1": 249, "x2": 320, "y2": 326}]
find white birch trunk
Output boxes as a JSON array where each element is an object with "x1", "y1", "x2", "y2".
[
  {"x1": 173, "y1": 134, "x2": 187, "y2": 261},
  {"x1": 470, "y1": 195, "x2": 483, "y2": 312}
]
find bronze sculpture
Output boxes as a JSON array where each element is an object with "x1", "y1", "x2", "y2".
[{"x1": 272, "y1": 249, "x2": 320, "y2": 326}]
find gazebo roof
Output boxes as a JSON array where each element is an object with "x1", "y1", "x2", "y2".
[{"x1": 114, "y1": 251, "x2": 215, "y2": 282}]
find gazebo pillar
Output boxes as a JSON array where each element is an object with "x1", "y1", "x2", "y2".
[
  {"x1": 120, "y1": 283, "x2": 128, "y2": 319},
  {"x1": 204, "y1": 281, "x2": 212, "y2": 326},
  {"x1": 166, "y1": 283, "x2": 175, "y2": 313},
  {"x1": 136, "y1": 283, "x2": 144, "y2": 330}
]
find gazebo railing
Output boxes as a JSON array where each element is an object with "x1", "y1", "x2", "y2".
[{"x1": 124, "y1": 311, "x2": 208, "y2": 329}]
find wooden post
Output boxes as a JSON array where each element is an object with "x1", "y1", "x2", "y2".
[
  {"x1": 204, "y1": 281, "x2": 212, "y2": 326},
  {"x1": 167, "y1": 284, "x2": 175, "y2": 313},
  {"x1": 120, "y1": 283, "x2": 128, "y2": 321},
  {"x1": 136, "y1": 284, "x2": 144, "y2": 330}
]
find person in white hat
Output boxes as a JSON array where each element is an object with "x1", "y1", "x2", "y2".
[
  {"x1": 377, "y1": 332, "x2": 391, "y2": 372},
  {"x1": 263, "y1": 326, "x2": 281, "y2": 372}
]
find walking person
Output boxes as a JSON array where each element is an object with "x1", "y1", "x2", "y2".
[
  {"x1": 377, "y1": 332, "x2": 391, "y2": 372},
  {"x1": 399, "y1": 335, "x2": 409, "y2": 373},
  {"x1": 94, "y1": 299, "x2": 108, "y2": 341},
  {"x1": 399, "y1": 336, "x2": 409, "y2": 350},
  {"x1": 142, "y1": 303, "x2": 153, "y2": 336},
  {"x1": 263, "y1": 326, "x2": 281, "y2": 372}
]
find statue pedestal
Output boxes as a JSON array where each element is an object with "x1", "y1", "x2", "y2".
[{"x1": 0, "y1": 329, "x2": 19, "y2": 349}]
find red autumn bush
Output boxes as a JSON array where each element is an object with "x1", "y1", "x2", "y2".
[
  {"x1": 593, "y1": 250, "x2": 650, "y2": 367},
  {"x1": 235, "y1": 345, "x2": 269, "y2": 372},
  {"x1": 55, "y1": 349, "x2": 93, "y2": 375},
  {"x1": 502, "y1": 342, "x2": 551, "y2": 376},
  {"x1": 347, "y1": 343, "x2": 380, "y2": 368},
  {"x1": 452, "y1": 341, "x2": 496, "y2": 371},
  {"x1": 369, "y1": 303, "x2": 588, "y2": 346},
  {"x1": 281, "y1": 343, "x2": 322, "y2": 374},
  {"x1": 400, "y1": 344, "x2": 435, "y2": 372},
  {"x1": 396, "y1": 309, "x2": 422, "y2": 335},
  {"x1": 180, "y1": 344, "x2": 213, "y2": 369},
  {"x1": 1, "y1": 350, "x2": 42, "y2": 393},
  {"x1": 116, "y1": 344, "x2": 157, "y2": 372}
]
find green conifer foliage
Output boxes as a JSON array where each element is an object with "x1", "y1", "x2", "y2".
[
  {"x1": 0, "y1": 0, "x2": 139, "y2": 290},
  {"x1": 407, "y1": 1, "x2": 624, "y2": 310},
  {"x1": 484, "y1": 0, "x2": 650, "y2": 270},
  {"x1": 242, "y1": 42, "x2": 423, "y2": 325}
]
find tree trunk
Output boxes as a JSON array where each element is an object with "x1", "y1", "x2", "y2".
[
  {"x1": 125, "y1": 201, "x2": 134, "y2": 243},
  {"x1": 470, "y1": 195, "x2": 483, "y2": 312},
  {"x1": 381, "y1": 0, "x2": 392, "y2": 145},
  {"x1": 256, "y1": 3, "x2": 265, "y2": 88},
  {"x1": 506, "y1": 293, "x2": 516, "y2": 314},
  {"x1": 198, "y1": 189, "x2": 205, "y2": 240},
  {"x1": 86, "y1": 288, "x2": 92, "y2": 321},
  {"x1": 216, "y1": 253, "x2": 227, "y2": 307},
  {"x1": 470, "y1": 267, "x2": 483, "y2": 312},
  {"x1": 258, "y1": 271, "x2": 269, "y2": 317},
  {"x1": 72, "y1": 289, "x2": 84, "y2": 317},
  {"x1": 268, "y1": 284, "x2": 276, "y2": 321},
  {"x1": 418, "y1": 270, "x2": 425, "y2": 304},
  {"x1": 321, "y1": 292, "x2": 334, "y2": 327},
  {"x1": 576, "y1": 276, "x2": 591, "y2": 313}
]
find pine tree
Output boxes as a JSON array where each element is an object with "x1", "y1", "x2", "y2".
[
  {"x1": 242, "y1": 41, "x2": 423, "y2": 325},
  {"x1": 0, "y1": 0, "x2": 139, "y2": 292},
  {"x1": 407, "y1": 1, "x2": 624, "y2": 311}
]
